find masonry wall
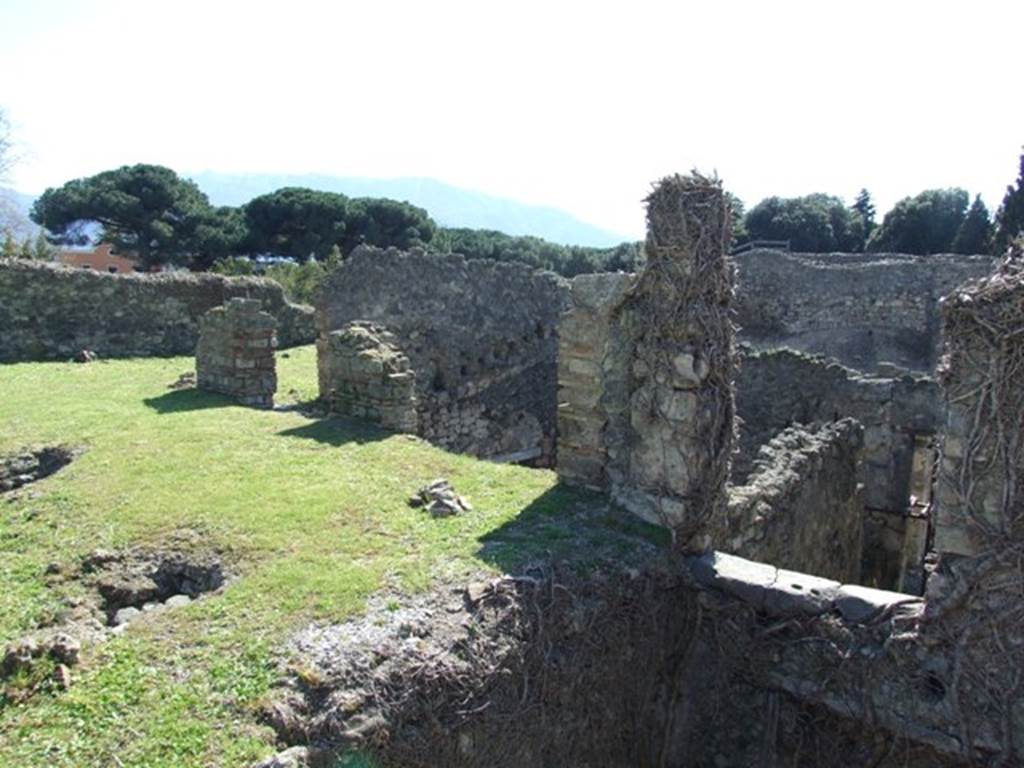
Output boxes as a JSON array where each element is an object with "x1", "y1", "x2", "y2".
[
  {"x1": 556, "y1": 273, "x2": 635, "y2": 488},
  {"x1": 0, "y1": 259, "x2": 315, "y2": 362},
  {"x1": 557, "y1": 174, "x2": 734, "y2": 545},
  {"x1": 718, "y1": 420, "x2": 864, "y2": 583},
  {"x1": 316, "y1": 246, "x2": 570, "y2": 463},
  {"x1": 932, "y1": 266, "x2": 1024, "y2": 559},
  {"x1": 735, "y1": 347, "x2": 940, "y2": 589},
  {"x1": 195, "y1": 298, "x2": 277, "y2": 408},
  {"x1": 733, "y1": 250, "x2": 995, "y2": 372},
  {"x1": 318, "y1": 322, "x2": 417, "y2": 432}
]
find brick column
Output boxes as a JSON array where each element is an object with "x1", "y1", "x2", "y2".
[{"x1": 196, "y1": 298, "x2": 277, "y2": 408}]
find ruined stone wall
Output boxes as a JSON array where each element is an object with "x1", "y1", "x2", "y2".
[
  {"x1": 316, "y1": 246, "x2": 569, "y2": 462},
  {"x1": 683, "y1": 263, "x2": 1024, "y2": 767},
  {"x1": 318, "y1": 322, "x2": 417, "y2": 432},
  {"x1": 932, "y1": 267, "x2": 1024, "y2": 559},
  {"x1": 557, "y1": 174, "x2": 734, "y2": 545},
  {"x1": 0, "y1": 259, "x2": 315, "y2": 362},
  {"x1": 195, "y1": 299, "x2": 277, "y2": 408},
  {"x1": 718, "y1": 420, "x2": 864, "y2": 583},
  {"x1": 735, "y1": 347, "x2": 940, "y2": 589},
  {"x1": 556, "y1": 273, "x2": 634, "y2": 488},
  {"x1": 734, "y1": 249, "x2": 995, "y2": 372}
]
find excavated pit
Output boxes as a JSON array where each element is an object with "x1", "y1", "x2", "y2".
[
  {"x1": 258, "y1": 560, "x2": 702, "y2": 768},
  {"x1": 82, "y1": 548, "x2": 226, "y2": 626},
  {"x1": 0, "y1": 445, "x2": 77, "y2": 492}
]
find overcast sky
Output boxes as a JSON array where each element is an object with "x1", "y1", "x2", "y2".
[{"x1": 1, "y1": 0, "x2": 1021, "y2": 238}]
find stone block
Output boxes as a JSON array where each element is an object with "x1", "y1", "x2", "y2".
[
  {"x1": 688, "y1": 552, "x2": 777, "y2": 611},
  {"x1": 834, "y1": 584, "x2": 921, "y2": 623}
]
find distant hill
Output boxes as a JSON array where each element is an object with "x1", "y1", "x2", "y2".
[{"x1": 188, "y1": 172, "x2": 629, "y2": 248}]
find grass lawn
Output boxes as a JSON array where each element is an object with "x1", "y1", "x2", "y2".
[{"x1": 0, "y1": 346, "x2": 662, "y2": 767}]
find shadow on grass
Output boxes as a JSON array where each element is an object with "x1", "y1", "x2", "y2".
[
  {"x1": 476, "y1": 482, "x2": 670, "y2": 573},
  {"x1": 277, "y1": 416, "x2": 391, "y2": 446},
  {"x1": 143, "y1": 388, "x2": 236, "y2": 414}
]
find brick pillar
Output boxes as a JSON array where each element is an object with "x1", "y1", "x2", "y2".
[
  {"x1": 196, "y1": 298, "x2": 277, "y2": 408},
  {"x1": 556, "y1": 173, "x2": 734, "y2": 550},
  {"x1": 621, "y1": 174, "x2": 735, "y2": 547},
  {"x1": 318, "y1": 322, "x2": 418, "y2": 433},
  {"x1": 557, "y1": 273, "x2": 634, "y2": 489}
]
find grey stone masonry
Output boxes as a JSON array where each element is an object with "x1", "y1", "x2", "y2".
[
  {"x1": 196, "y1": 298, "x2": 277, "y2": 408},
  {"x1": 556, "y1": 272, "x2": 635, "y2": 488},
  {"x1": 719, "y1": 419, "x2": 865, "y2": 583},
  {"x1": 733, "y1": 249, "x2": 995, "y2": 373},
  {"x1": 557, "y1": 173, "x2": 735, "y2": 547},
  {"x1": 932, "y1": 266, "x2": 1024, "y2": 559},
  {"x1": 318, "y1": 323, "x2": 417, "y2": 432},
  {"x1": 0, "y1": 258, "x2": 314, "y2": 362},
  {"x1": 315, "y1": 246, "x2": 569, "y2": 463}
]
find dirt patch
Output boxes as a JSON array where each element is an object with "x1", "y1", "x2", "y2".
[
  {"x1": 0, "y1": 445, "x2": 77, "y2": 492},
  {"x1": 83, "y1": 548, "x2": 226, "y2": 626},
  {"x1": 258, "y1": 558, "x2": 700, "y2": 768},
  {"x1": 2, "y1": 538, "x2": 227, "y2": 702}
]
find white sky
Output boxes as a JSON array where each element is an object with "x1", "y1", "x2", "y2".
[{"x1": 1, "y1": 0, "x2": 1021, "y2": 239}]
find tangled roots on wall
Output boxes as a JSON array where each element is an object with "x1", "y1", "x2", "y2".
[{"x1": 261, "y1": 560, "x2": 701, "y2": 768}]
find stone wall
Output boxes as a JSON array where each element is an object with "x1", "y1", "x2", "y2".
[
  {"x1": 733, "y1": 249, "x2": 995, "y2": 372},
  {"x1": 195, "y1": 298, "x2": 277, "y2": 408},
  {"x1": 318, "y1": 322, "x2": 417, "y2": 432},
  {"x1": 685, "y1": 551, "x2": 1012, "y2": 766},
  {"x1": 0, "y1": 259, "x2": 315, "y2": 362},
  {"x1": 718, "y1": 419, "x2": 864, "y2": 583},
  {"x1": 316, "y1": 246, "x2": 569, "y2": 463},
  {"x1": 557, "y1": 174, "x2": 734, "y2": 545},
  {"x1": 932, "y1": 265, "x2": 1024, "y2": 560},
  {"x1": 734, "y1": 347, "x2": 941, "y2": 590},
  {"x1": 556, "y1": 272, "x2": 635, "y2": 488}
]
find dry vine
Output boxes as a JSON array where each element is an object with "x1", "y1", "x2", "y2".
[{"x1": 626, "y1": 172, "x2": 735, "y2": 549}]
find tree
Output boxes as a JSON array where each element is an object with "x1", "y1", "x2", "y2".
[
  {"x1": 190, "y1": 206, "x2": 248, "y2": 270},
  {"x1": 866, "y1": 188, "x2": 970, "y2": 254},
  {"x1": 244, "y1": 187, "x2": 349, "y2": 262},
  {"x1": 951, "y1": 195, "x2": 993, "y2": 254},
  {"x1": 851, "y1": 189, "x2": 876, "y2": 245},
  {"x1": 744, "y1": 194, "x2": 864, "y2": 252},
  {"x1": 30, "y1": 164, "x2": 218, "y2": 268},
  {"x1": 994, "y1": 149, "x2": 1024, "y2": 253},
  {"x1": 2, "y1": 231, "x2": 18, "y2": 258},
  {"x1": 344, "y1": 197, "x2": 436, "y2": 253},
  {"x1": 726, "y1": 192, "x2": 748, "y2": 246},
  {"x1": 0, "y1": 107, "x2": 26, "y2": 239}
]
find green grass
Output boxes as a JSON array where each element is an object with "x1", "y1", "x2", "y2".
[{"x1": 0, "y1": 346, "x2": 663, "y2": 767}]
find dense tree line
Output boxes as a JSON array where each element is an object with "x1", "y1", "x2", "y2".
[
  {"x1": 27, "y1": 149, "x2": 1024, "y2": 291},
  {"x1": 29, "y1": 163, "x2": 643, "y2": 282},
  {"x1": 30, "y1": 165, "x2": 438, "y2": 269},
  {"x1": 735, "y1": 149, "x2": 1024, "y2": 257},
  {"x1": 434, "y1": 228, "x2": 642, "y2": 276}
]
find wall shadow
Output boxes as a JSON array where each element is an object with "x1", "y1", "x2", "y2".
[
  {"x1": 277, "y1": 416, "x2": 391, "y2": 447},
  {"x1": 475, "y1": 483, "x2": 670, "y2": 573},
  {"x1": 143, "y1": 388, "x2": 236, "y2": 414}
]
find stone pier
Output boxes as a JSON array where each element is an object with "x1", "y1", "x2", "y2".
[
  {"x1": 557, "y1": 173, "x2": 734, "y2": 547},
  {"x1": 196, "y1": 298, "x2": 277, "y2": 408}
]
